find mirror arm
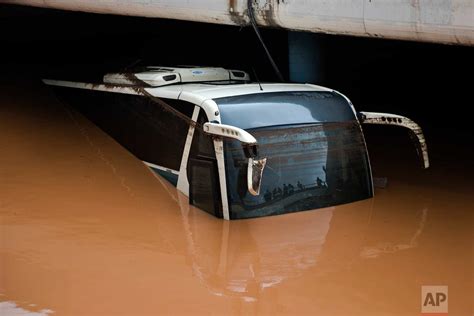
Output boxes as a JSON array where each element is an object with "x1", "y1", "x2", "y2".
[
  {"x1": 358, "y1": 111, "x2": 430, "y2": 169},
  {"x1": 204, "y1": 122, "x2": 266, "y2": 196},
  {"x1": 203, "y1": 122, "x2": 256, "y2": 144},
  {"x1": 203, "y1": 122, "x2": 259, "y2": 158}
]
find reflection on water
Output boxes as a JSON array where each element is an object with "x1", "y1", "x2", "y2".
[
  {"x1": 0, "y1": 301, "x2": 53, "y2": 316},
  {"x1": 0, "y1": 81, "x2": 472, "y2": 315},
  {"x1": 165, "y1": 176, "x2": 434, "y2": 301},
  {"x1": 360, "y1": 207, "x2": 428, "y2": 259},
  {"x1": 170, "y1": 177, "x2": 333, "y2": 300}
]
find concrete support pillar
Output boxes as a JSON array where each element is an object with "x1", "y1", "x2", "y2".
[{"x1": 288, "y1": 31, "x2": 325, "y2": 84}]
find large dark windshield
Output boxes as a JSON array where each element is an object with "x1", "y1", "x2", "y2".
[{"x1": 223, "y1": 122, "x2": 373, "y2": 219}]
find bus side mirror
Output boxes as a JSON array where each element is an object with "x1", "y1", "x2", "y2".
[
  {"x1": 203, "y1": 122, "x2": 266, "y2": 196},
  {"x1": 358, "y1": 112, "x2": 430, "y2": 169}
]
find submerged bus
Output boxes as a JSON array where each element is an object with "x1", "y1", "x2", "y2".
[{"x1": 44, "y1": 66, "x2": 429, "y2": 220}]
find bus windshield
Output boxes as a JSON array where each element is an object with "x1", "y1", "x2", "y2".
[{"x1": 223, "y1": 122, "x2": 373, "y2": 219}]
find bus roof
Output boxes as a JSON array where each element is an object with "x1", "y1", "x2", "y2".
[{"x1": 148, "y1": 82, "x2": 332, "y2": 100}]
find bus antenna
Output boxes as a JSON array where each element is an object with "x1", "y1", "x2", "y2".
[{"x1": 252, "y1": 68, "x2": 263, "y2": 91}]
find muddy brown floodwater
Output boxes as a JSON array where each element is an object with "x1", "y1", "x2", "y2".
[{"x1": 0, "y1": 79, "x2": 472, "y2": 315}]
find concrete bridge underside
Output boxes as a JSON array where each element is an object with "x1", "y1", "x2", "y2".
[{"x1": 1, "y1": 0, "x2": 473, "y2": 46}]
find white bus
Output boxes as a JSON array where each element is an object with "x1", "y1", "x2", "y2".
[{"x1": 44, "y1": 66, "x2": 429, "y2": 220}]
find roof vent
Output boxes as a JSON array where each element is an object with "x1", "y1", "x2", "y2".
[
  {"x1": 162, "y1": 74, "x2": 177, "y2": 81},
  {"x1": 103, "y1": 66, "x2": 250, "y2": 87},
  {"x1": 230, "y1": 70, "x2": 250, "y2": 81},
  {"x1": 232, "y1": 71, "x2": 245, "y2": 78}
]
